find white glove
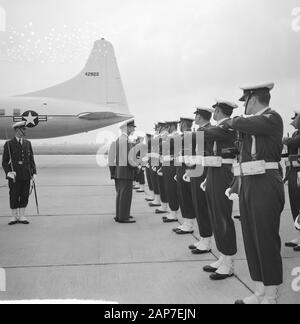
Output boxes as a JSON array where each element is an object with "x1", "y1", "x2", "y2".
[
  {"x1": 183, "y1": 173, "x2": 191, "y2": 183},
  {"x1": 295, "y1": 215, "x2": 300, "y2": 231},
  {"x1": 225, "y1": 188, "x2": 239, "y2": 201},
  {"x1": 297, "y1": 172, "x2": 300, "y2": 187},
  {"x1": 174, "y1": 175, "x2": 177, "y2": 182},
  {"x1": 142, "y1": 156, "x2": 149, "y2": 163},
  {"x1": 7, "y1": 172, "x2": 16, "y2": 180},
  {"x1": 200, "y1": 179, "x2": 207, "y2": 192},
  {"x1": 157, "y1": 168, "x2": 163, "y2": 177}
]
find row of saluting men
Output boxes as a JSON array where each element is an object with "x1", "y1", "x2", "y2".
[{"x1": 109, "y1": 82, "x2": 300, "y2": 305}]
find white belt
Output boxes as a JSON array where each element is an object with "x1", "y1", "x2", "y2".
[
  {"x1": 234, "y1": 161, "x2": 279, "y2": 177},
  {"x1": 286, "y1": 161, "x2": 300, "y2": 168},
  {"x1": 222, "y1": 159, "x2": 235, "y2": 165},
  {"x1": 183, "y1": 156, "x2": 203, "y2": 165},
  {"x1": 265, "y1": 162, "x2": 279, "y2": 170},
  {"x1": 162, "y1": 156, "x2": 174, "y2": 163},
  {"x1": 148, "y1": 153, "x2": 160, "y2": 159}
]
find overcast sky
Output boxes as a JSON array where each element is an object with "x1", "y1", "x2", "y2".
[{"x1": 0, "y1": 0, "x2": 300, "y2": 143}]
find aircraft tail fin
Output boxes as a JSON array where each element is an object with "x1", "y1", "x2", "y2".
[{"x1": 19, "y1": 39, "x2": 130, "y2": 114}]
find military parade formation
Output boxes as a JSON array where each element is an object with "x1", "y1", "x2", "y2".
[
  {"x1": 109, "y1": 82, "x2": 300, "y2": 305},
  {"x1": 2, "y1": 82, "x2": 300, "y2": 304}
]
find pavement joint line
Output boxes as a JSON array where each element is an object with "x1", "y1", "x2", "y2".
[{"x1": 1, "y1": 258, "x2": 223, "y2": 270}]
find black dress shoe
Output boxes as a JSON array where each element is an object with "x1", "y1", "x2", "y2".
[
  {"x1": 234, "y1": 215, "x2": 241, "y2": 220},
  {"x1": 192, "y1": 249, "x2": 211, "y2": 255},
  {"x1": 210, "y1": 273, "x2": 234, "y2": 281},
  {"x1": 173, "y1": 228, "x2": 180, "y2": 233},
  {"x1": 155, "y1": 209, "x2": 168, "y2": 214},
  {"x1": 286, "y1": 242, "x2": 299, "y2": 248},
  {"x1": 136, "y1": 190, "x2": 145, "y2": 193},
  {"x1": 189, "y1": 244, "x2": 198, "y2": 250},
  {"x1": 149, "y1": 203, "x2": 161, "y2": 208},
  {"x1": 163, "y1": 219, "x2": 178, "y2": 223},
  {"x1": 118, "y1": 219, "x2": 136, "y2": 224},
  {"x1": 115, "y1": 217, "x2": 133, "y2": 222},
  {"x1": 19, "y1": 220, "x2": 30, "y2": 225},
  {"x1": 203, "y1": 265, "x2": 218, "y2": 273},
  {"x1": 176, "y1": 230, "x2": 194, "y2": 235},
  {"x1": 294, "y1": 246, "x2": 300, "y2": 252},
  {"x1": 234, "y1": 300, "x2": 245, "y2": 305},
  {"x1": 8, "y1": 221, "x2": 18, "y2": 226},
  {"x1": 145, "y1": 198, "x2": 154, "y2": 202}
]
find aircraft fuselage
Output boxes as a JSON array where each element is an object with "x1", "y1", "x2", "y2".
[{"x1": 0, "y1": 96, "x2": 130, "y2": 139}]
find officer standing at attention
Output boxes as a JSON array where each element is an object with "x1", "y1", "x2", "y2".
[
  {"x1": 134, "y1": 136, "x2": 146, "y2": 193},
  {"x1": 283, "y1": 111, "x2": 300, "y2": 252},
  {"x1": 148, "y1": 123, "x2": 164, "y2": 208},
  {"x1": 144, "y1": 132, "x2": 155, "y2": 202},
  {"x1": 155, "y1": 123, "x2": 170, "y2": 215},
  {"x1": 225, "y1": 83, "x2": 285, "y2": 305},
  {"x1": 108, "y1": 139, "x2": 117, "y2": 192},
  {"x1": 115, "y1": 120, "x2": 137, "y2": 224},
  {"x1": 186, "y1": 107, "x2": 214, "y2": 254},
  {"x1": 173, "y1": 117, "x2": 196, "y2": 235},
  {"x1": 201, "y1": 100, "x2": 238, "y2": 281},
  {"x1": 162, "y1": 121, "x2": 181, "y2": 223},
  {"x1": 2, "y1": 121, "x2": 37, "y2": 226}
]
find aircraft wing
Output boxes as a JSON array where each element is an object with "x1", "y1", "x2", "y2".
[{"x1": 78, "y1": 111, "x2": 132, "y2": 121}]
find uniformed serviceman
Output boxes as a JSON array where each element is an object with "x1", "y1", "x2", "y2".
[
  {"x1": 108, "y1": 139, "x2": 118, "y2": 192},
  {"x1": 162, "y1": 121, "x2": 181, "y2": 223},
  {"x1": 144, "y1": 132, "x2": 155, "y2": 202},
  {"x1": 185, "y1": 107, "x2": 214, "y2": 254},
  {"x1": 115, "y1": 119, "x2": 137, "y2": 224},
  {"x1": 148, "y1": 123, "x2": 164, "y2": 208},
  {"x1": 2, "y1": 121, "x2": 37, "y2": 225},
  {"x1": 155, "y1": 123, "x2": 170, "y2": 215},
  {"x1": 225, "y1": 83, "x2": 285, "y2": 305},
  {"x1": 201, "y1": 100, "x2": 238, "y2": 280},
  {"x1": 173, "y1": 117, "x2": 196, "y2": 235},
  {"x1": 134, "y1": 136, "x2": 146, "y2": 193},
  {"x1": 283, "y1": 111, "x2": 300, "y2": 252}
]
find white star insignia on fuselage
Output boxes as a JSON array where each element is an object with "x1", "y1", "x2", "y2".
[{"x1": 23, "y1": 112, "x2": 38, "y2": 126}]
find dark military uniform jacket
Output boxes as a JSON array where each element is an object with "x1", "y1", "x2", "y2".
[
  {"x1": 115, "y1": 134, "x2": 136, "y2": 181},
  {"x1": 231, "y1": 109, "x2": 283, "y2": 164},
  {"x1": 202, "y1": 120, "x2": 236, "y2": 157},
  {"x1": 286, "y1": 131, "x2": 300, "y2": 158},
  {"x1": 2, "y1": 138, "x2": 36, "y2": 182},
  {"x1": 108, "y1": 141, "x2": 117, "y2": 180}
]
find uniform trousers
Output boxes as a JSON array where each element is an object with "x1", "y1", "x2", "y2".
[{"x1": 240, "y1": 170, "x2": 285, "y2": 286}]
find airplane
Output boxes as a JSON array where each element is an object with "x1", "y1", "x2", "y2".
[{"x1": 0, "y1": 38, "x2": 133, "y2": 140}]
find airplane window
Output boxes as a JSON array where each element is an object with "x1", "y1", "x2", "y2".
[
  {"x1": 0, "y1": 109, "x2": 5, "y2": 116},
  {"x1": 13, "y1": 109, "x2": 21, "y2": 116}
]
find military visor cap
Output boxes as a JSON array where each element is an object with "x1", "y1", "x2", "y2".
[
  {"x1": 239, "y1": 82, "x2": 275, "y2": 102},
  {"x1": 194, "y1": 107, "x2": 214, "y2": 115},
  {"x1": 213, "y1": 99, "x2": 238, "y2": 111},
  {"x1": 180, "y1": 117, "x2": 194, "y2": 123},
  {"x1": 12, "y1": 121, "x2": 27, "y2": 130},
  {"x1": 165, "y1": 120, "x2": 180, "y2": 126},
  {"x1": 120, "y1": 119, "x2": 136, "y2": 129}
]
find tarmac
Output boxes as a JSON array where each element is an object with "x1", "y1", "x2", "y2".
[{"x1": 0, "y1": 155, "x2": 299, "y2": 304}]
